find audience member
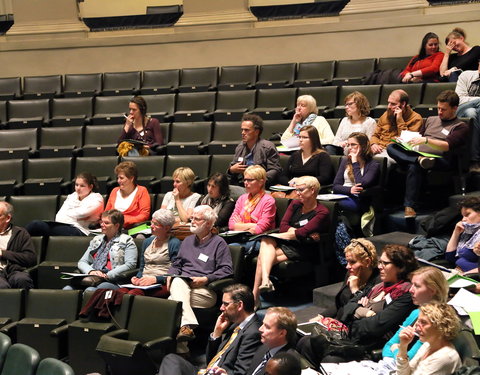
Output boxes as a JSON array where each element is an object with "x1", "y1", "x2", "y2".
[
  {"x1": 117, "y1": 96, "x2": 163, "y2": 156},
  {"x1": 387, "y1": 90, "x2": 469, "y2": 218},
  {"x1": 440, "y1": 27, "x2": 480, "y2": 82},
  {"x1": 228, "y1": 165, "x2": 276, "y2": 254},
  {"x1": 158, "y1": 284, "x2": 262, "y2": 375},
  {"x1": 333, "y1": 132, "x2": 380, "y2": 214},
  {"x1": 253, "y1": 176, "x2": 329, "y2": 307},
  {"x1": 396, "y1": 302, "x2": 461, "y2": 375},
  {"x1": 197, "y1": 173, "x2": 235, "y2": 231},
  {"x1": 298, "y1": 244, "x2": 417, "y2": 368},
  {"x1": 118, "y1": 209, "x2": 180, "y2": 297},
  {"x1": 161, "y1": 167, "x2": 201, "y2": 224},
  {"x1": 281, "y1": 95, "x2": 334, "y2": 147},
  {"x1": 228, "y1": 113, "x2": 282, "y2": 188},
  {"x1": 309, "y1": 239, "x2": 379, "y2": 322},
  {"x1": 455, "y1": 61, "x2": 480, "y2": 171},
  {"x1": 245, "y1": 307, "x2": 299, "y2": 375},
  {"x1": 265, "y1": 352, "x2": 302, "y2": 375},
  {"x1": 400, "y1": 32, "x2": 444, "y2": 83},
  {"x1": 167, "y1": 205, "x2": 233, "y2": 354},
  {"x1": 445, "y1": 196, "x2": 480, "y2": 274},
  {"x1": 105, "y1": 161, "x2": 151, "y2": 229},
  {"x1": 382, "y1": 267, "x2": 449, "y2": 362},
  {"x1": 329, "y1": 91, "x2": 376, "y2": 155},
  {"x1": 277, "y1": 125, "x2": 333, "y2": 192},
  {"x1": 371, "y1": 89, "x2": 422, "y2": 163},
  {"x1": 66, "y1": 209, "x2": 137, "y2": 291},
  {"x1": 0, "y1": 201, "x2": 36, "y2": 289},
  {"x1": 26, "y1": 172, "x2": 104, "y2": 237}
]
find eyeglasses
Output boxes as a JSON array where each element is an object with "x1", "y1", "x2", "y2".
[
  {"x1": 243, "y1": 178, "x2": 256, "y2": 183},
  {"x1": 346, "y1": 143, "x2": 360, "y2": 147},
  {"x1": 378, "y1": 259, "x2": 393, "y2": 267},
  {"x1": 345, "y1": 101, "x2": 356, "y2": 107},
  {"x1": 221, "y1": 300, "x2": 237, "y2": 307},
  {"x1": 191, "y1": 216, "x2": 205, "y2": 222},
  {"x1": 295, "y1": 186, "x2": 309, "y2": 194}
]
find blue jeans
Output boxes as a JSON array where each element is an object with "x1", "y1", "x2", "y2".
[{"x1": 457, "y1": 98, "x2": 480, "y2": 161}]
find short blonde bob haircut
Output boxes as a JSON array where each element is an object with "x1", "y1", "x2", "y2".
[
  {"x1": 295, "y1": 175, "x2": 320, "y2": 196},
  {"x1": 410, "y1": 266, "x2": 448, "y2": 303},
  {"x1": 173, "y1": 167, "x2": 195, "y2": 188},
  {"x1": 244, "y1": 165, "x2": 267, "y2": 183},
  {"x1": 419, "y1": 302, "x2": 460, "y2": 342},
  {"x1": 297, "y1": 95, "x2": 318, "y2": 116},
  {"x1": 344, "y1": 238, "x2": 378, "y2": 268}
]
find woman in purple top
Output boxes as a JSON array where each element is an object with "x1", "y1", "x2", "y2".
[
  {"x1": 333, "y1": 132, "x2": 380, "y2": 213},
  {"x1": 252, "y1": 176, "x2": 329, "y2": 307},
  {"x1": 445, "y1": 196, "x2": 480, "y2": 273},
  {"x1": 118, "y1": 96, "x2": 163, "y2": 155}
]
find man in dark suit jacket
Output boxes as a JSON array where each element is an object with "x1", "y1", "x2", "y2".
[
  {"x1": 158, "y1": 284, "x2": 262, "y2": 375},
  {"x1": 244, "y1": 307, "x2": 298, "y2": 375}
]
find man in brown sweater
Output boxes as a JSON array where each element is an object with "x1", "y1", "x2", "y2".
[{"x1": 371, "y1": 89, "x2": 423, "y2": 164}]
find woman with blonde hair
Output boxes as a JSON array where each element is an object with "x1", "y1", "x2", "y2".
[
  {"x1": 330, "y1": 92, "x2": 376, "y2": 155},
  {"x1": 397, "y1": 302, "x2": 461, "y2": 375},
  {"x1": 161, "y1": 167, "x2": 201, "y2": 223},
  {"x1": 252, "y1": 176, "x2": 329, "y2": 306},
  {"x1": 383, "y1": 266, "x2": 449, "y2": 362},
  {"x1": 281, "y1": 94, "x2": 334, "y2": 147},
  {"x1": 440, "y1": 27, "x2": 480, "y2": 81}
]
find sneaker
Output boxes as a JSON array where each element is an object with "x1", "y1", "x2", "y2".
[
  {"x1": 418, "y1": 156, "x2": 435, "y2": 170},
  {"x1": 404, "y1": 207, "x2": 417, "y2": 218},
  {"x1": 177, "y1": 325, "x2": 196, "y2": 342}
]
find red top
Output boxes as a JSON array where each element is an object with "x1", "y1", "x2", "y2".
[
  {"x1": 105, "y1": 185, "x2": 151, "y2": 229},
  {"x1": 400, "y1": 51, "x2": 444, "y2": 81}
]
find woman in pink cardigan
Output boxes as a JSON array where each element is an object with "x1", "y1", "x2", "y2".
[{"x1": 228, "y1": 165, "x2": 276, "y2": 254}]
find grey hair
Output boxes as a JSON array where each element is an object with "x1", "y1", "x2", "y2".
[
  {"x1": 152, "y1": 208, "x2": 176, "y2": 227},
  {"x1": 0, "y1": 201, "x2": 13, "y2": 217},
  {"x1": 193, "y1": 205, "x2": 217, "y2": 225}
]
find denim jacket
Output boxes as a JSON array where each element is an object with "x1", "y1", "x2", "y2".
[{"x1": 78, "y1": 233, "x2": 138, "y2": 281}]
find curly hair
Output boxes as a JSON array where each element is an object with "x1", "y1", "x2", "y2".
[
  {"x1": 344, "y1": 238, "x2": 378, "y2": 268},
  {"x1": 419, "y1": 302, "x2": 460, "y2": 342},
  {"x1": 382, "y1": 244, "x2": 418, "y2": 280}
]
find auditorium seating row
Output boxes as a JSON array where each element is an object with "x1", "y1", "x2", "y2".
[
  {"x1": 0, "y1": 56, "x2": 413, "y2": 101},
  {"x1": 0, "y1": 82, "x2": 457, "y2": 129},
  {"x1": 0, "y1": 332, "x2": 75, "y2": 375},
  {"x1": 0, "y1": 289, "x2": 182, "y2": 375}
]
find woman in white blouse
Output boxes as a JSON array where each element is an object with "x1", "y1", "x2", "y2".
[
  {"x1": 329, "y1": 91, "x2": 376, "y2": 155},
  {"x1": 26, "y1": 172, "x2": 104, "y2": 236},
  {"x1": 396, "y1": 302, "x2": 461, "y2": 375},
  {"x1": 161, "y1": 167, "x2": 201, "y2": 223}
]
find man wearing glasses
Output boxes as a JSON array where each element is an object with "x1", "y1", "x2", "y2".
[
  {"x1": 228, "y1": 113, "x2": 282, "y2": 188},
  {"x1": 166, "y1": 205, "x2": 233, "y2": 354},
  {"x1": 158, "y1": 283, "x2": 261, "y2": 375}
]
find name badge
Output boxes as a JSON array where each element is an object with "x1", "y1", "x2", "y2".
[
  {"x1": 198, "y1": 253, "x2": 209, "y2": 262},
  {"x1": 385, "y1": 293, "x2": 392, "y2": 305},
  {"x1": 441, "y1": 128, "x2": 450, "y2": 136},
  {"x1": 299, "y1": 219, "x2": 309, "y2": 226},
  {"x1": 238, "y1": 157, "x2": 244, "y2": 162}
]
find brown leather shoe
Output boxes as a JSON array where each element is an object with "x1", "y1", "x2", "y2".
[
  {"x1": 404, "y1": 207, "x2": 416, "y2": 218},
  {"x1": 177, "y1": 325, "x2": 196, "y2": 342}
]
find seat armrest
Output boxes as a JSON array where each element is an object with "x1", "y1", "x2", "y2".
[
  {"x1": 51, "y1": 324, "x2": 69, "y2": 337},
  {"x1": 208, "y1": 277, "x2": 234, "y2": 292},
  {"x1": 143, "y1": 336, "x2": 174, "y2": 350},
  {"x1": 102, "y1": 328, "x2": 129, "y2": 339}
]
